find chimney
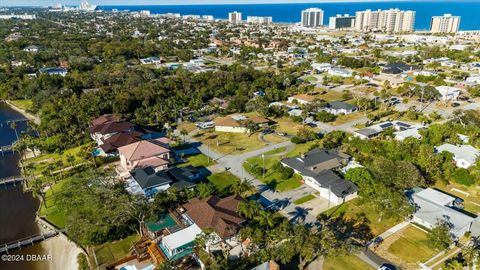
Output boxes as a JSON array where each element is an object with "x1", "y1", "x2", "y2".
[{"x1": 269, "y1": 260, "x2": 280, "y2": 270}]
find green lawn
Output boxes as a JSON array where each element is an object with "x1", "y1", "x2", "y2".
[
  {"x1": 207, "y1": 171, "x2": 241, "y2": 194},
  {"x1": 323, "y1": 198, "x2": 401, "y2": 236},
  {"x1": 293, "y1": 194, "x2": 316, "y2": 205},
  {"x1": 388, "y1": 226, "x2": 437, "y2": 264},
  {"x1": 285, "y1": 141, "x2": 317, "y2": 158},
  {"x1": 24, "y1": 144, "x2": 89, "y2": 175},
  {"x1": 178, "y1": 153, "x2": 217, "y2": 168},
  {"x1": 10, "y1": 99, "x2": 33, "y2": 111},
  {"x1": 264, "y1": 147, "x2": 286, "y2": 156},
  {"x1": 93, "y1": 234, "x2": 140, "y2": 266},
  {"x1": 323, "y1": 254, "x2": 374, "y2": 270},
  {"x1": 39, "y1": 179, "x2": 70, "y2": 228},
  {"x1": 244, "y1": 155, "x2": 302, "y2": 192}
]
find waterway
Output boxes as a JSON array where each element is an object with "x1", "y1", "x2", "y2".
[{"x1": 0, "y1": 102, "x2": 53, "y2": 270}]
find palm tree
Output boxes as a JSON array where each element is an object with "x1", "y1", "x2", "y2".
[
  {"x1": 180, "y1": 129, "x2": 188, "y2": 144},
  {"x1": 231, "y1": 180, "x2": 254, "y2": 196},
  {"x1": 32, "y1": 181, "x2": 47, "y2": 208},
  {"x1": 238, "y1": 201, "x2": 261, "y2": 219},
  {"x1": 196, "y1": 183, "x2": 215, "y2": 198},
  {"x1": 254, "y1": 210, "x2": 276, "y2": 228},
  {"x1": 10, "y1": 121, "x2": 19, "y2": 141},
  {"x1": 66, "y1": 154, "x2": 75, "y2": 168}
]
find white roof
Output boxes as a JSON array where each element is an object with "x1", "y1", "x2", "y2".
[
  {"x1": 415, "y1": 188, "x2": 456, "y2": 206},
  {"x1": 436, "y1": 143, "x2": 480, "y2": 165},
  {"x1": 412, "y1": 188, "x2": 474, "y2": 237},
  {"x1": 394, "y1": 127, "x2": 422, "y2": 140},
  {"x1": 162, "y1": 224, "x2": 202, "y2": 250},
  {"x1": 436, "y1": 86, "x2": 461, "y2": 95}
]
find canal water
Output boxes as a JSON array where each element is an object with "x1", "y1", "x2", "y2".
[{"x1": 0, "y1": 102, "x2": 46, "y2": 270}]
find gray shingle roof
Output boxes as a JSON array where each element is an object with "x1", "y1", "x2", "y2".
[{"x1": 327, "y1": 100, "x2": 357, "y2": 111}]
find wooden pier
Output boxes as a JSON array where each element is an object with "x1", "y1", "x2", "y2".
[{"x1": 0, "y1": 230, "x2": 63, "y2": 254}]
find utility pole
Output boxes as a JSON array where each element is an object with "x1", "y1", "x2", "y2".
[{"x1": 262, "y1": 154, "x2": 265, "y2": 180}]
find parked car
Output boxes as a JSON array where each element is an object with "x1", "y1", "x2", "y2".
[
  {"x1": 262, "y1": 128, "x2": 274, "y2": 134},
  {"x1": 276, "y1": 132, "x2": 288, "y2": 137},
  {"x1": 451, "y1": 102, "x2": 460, "y2": 107},
  {"x1": 378, "y1": 264, "x2": 396, "y2": 270}
]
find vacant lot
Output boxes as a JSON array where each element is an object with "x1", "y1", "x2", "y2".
[
  {"x1": 386, "y1": 225, "x2": 437, "y2": 266},
  {"x1": 193, "y1": 130, "x2": 268, "y2": 154},
  {"x1": 207, "y1": 171, "x2": 240, "y2": 194},
  {"x1": 323, "y1": 254, "x2": 374, "y2": 270},
  {"x1": 322, "y1": 198, "x2": 401, "y2": 237},
  {"x1": 435, "y1": 182, "x2": 480, "y2": 215},
  {"x1": 93, "y1": 234, "x2": 140, "y2": 267},
  {"x1": 243, "y1": 155, "x2": 302, "y2": 192},
  {"x1": 178, "y1": 153, "x2": 216, "y2": 168}
]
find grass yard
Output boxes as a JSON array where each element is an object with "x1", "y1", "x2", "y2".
[
  {"x1": 24, "y1": 144, "x2": 89, "y2": 175},
  {"x1": 177, "y1": 122, "x2": 197, "y2": 134},
  {"x1": 263, "y1": 134, "x2": 288, "y2": 144},
  {"x1": 293, "y1": 194, "x2": 316, "y2": 205},
  {"x1": 193, "y1": 130, "x2": 267, "y2": 154},
  {"x1": 10, "y1": 99, "x2": 33, "y2": 111},
  {"x1": 39, "y1": 179, "x2": 70, "y2": 228},
  {"x1": 323, "y1": 198, "x2": 401, "y2": 236},
  {"x1": 178, "y1": 153, "x2": 216, "y2": 168},
  {"x1": 264, "y1": 147, "x2": 287, "y2": 156},
  {"x1": 273, "y1": 117, "x2": 309, "y2": 135},
  {"x1": 207, "y1": 171, "x2": 241, "y2": 194},
  {"x1": 331, "y1": 112, "x2": 365, "y2": 126},
  {"x1": 285, "y1": 141, "x2": 317, "y2": 158},
  {"x1": 244, "y1": 155, "x2": 302, "y2": 192},
  {"x1": 323, "y1": 254, "x2": 374, "y2": 270},
  {"x1": 312, "y1": 90, "x2": 345, "y2": 102},
  {"x1": 93, "y1": 234, "x2": 140, "y2": 266},
  {"x1": 388, "y1": 225, "x2": 437, "y2": 264},
  {"x1": 435, "y1": 182, "x2": 480, "y2": 215}
]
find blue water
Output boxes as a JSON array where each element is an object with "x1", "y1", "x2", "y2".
[{"x1": 100, "y1": 1, "x2": 480, "y2": 31}]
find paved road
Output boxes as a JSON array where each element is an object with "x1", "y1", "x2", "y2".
[{"x1": 187, "y1": 131, "x2": 320, "y2": 225}]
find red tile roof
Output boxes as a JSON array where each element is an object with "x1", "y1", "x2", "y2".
[
  {"x1": 182, "y1": 195, "x2": 245, "y2": 239},
  {"x1": 118, "y1": 140, "x2": 170, "y2": 161},
  {"x1": 91, "y1": 114, "x2": 118, "y2": 127},
  {"x1": 100, "y1": 131, "x2": 143, "y2": 153}
]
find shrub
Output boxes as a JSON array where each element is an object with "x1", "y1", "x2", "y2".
[
  {"x1": 280, "y1": 167, "x2": 294, "y2": 180},
  {"x1": 315, "y1": 111, "x2": 336, "y2": 122},
  {"x1": 291, "y1": 136, "x2": 306, "y2": 144},
  {"x1": 452, "y1": 168, "x2": 475, "y2": 186}
]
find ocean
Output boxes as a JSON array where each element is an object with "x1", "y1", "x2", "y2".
[{"x1": 100, "y1": 1, "x2": 480, "y2": 31}]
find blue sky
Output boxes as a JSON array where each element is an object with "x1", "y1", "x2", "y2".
[{"x1": 2, "y1": 0, "x2": 414, "y2": 7}]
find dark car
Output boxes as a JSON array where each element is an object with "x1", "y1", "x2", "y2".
[
  {"x1": 262, "y1": 128, "x2": 274, "y2": 134},
  {"x1": 451, "y1": 102, "x2": 461, "y2": 107},
  {"x1": 378, "y1": 263, "x2": 396, "y2": 270}
]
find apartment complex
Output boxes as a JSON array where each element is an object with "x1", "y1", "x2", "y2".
[
  {"x1": 301, "y1": 8, "x2": 324, "y2": 27},
  {"x1": 228, "y1": 11, "x2": 242, "y2": 23},
  {"x1": 329, "y1": 14, "x2": 355, "y2": 29},
  {"x1": 355, "y1": 8, "x2": 415, "y2": 32},
  {"x1": 247, "y1": 16, "x2": 273, "y2": 24},
  {"x1": 430, "y1": 14, "x2": 461, "y2": 33}
]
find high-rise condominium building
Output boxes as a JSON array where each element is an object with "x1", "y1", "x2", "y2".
[
  {"x1": 430, "y1": 14, "x2": 461, "y2": 33},
  {"x1": 355, "y1": 9, "x2": 415, "y2": 33},
  {"x1": 246, "y1": 16, "x2": 273, "y2": 24},
  {"x1": 301, "y1": 8, "x2": 324, "y2": 27},
  {"x1": 228, "y1": 11, "x2": 242, "y2": 23},
  {"x1": 329, "y1": 14, "x2": 355, "y2": 29}
]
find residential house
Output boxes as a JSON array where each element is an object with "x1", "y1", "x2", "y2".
[
  {"x1": 287, "y1": 94, "x2": 317, "y2": 105},
  {"x1": 118, "y1": 139, "x2": 171, "y2": 172},
  {"x1": 89, "y1": 119, "x2": 135, "y2": 146},
  {"x1": 381, "y1": 63, "x2": 419, "y2": 74},
  {"x1": 311, "y1": 62, "x2": 332, "y2": 73},
  {"x1": 409, "y1": 188, "x2": 476, "y2": 239},
  {"x1": 127, "y1": 165, "x2": 202, "y2": 198},
  {"x1": 214, "y1": 115, "x2": 269, "y2": 133},
  {"x1": 251, "y1": 260, "x2": 280, "y2": 270},
  {"x1": 97, "y1": 131, "x2": 143, "y2": 156},
  {"x1": 39, "y1": 67, "x2": 68, "y2": 77},
  {"x1": 281, "y1": 148, "x2": 357, "y2": 204},
  {"x1": 23, "y1": 45, "x2": 41, "y2": 52},
  {"x1": 435, "y1": 86, "x2": 462, "y2": 101},
  {"x1": 354, "y1": 121, "x2": 419, "y2": 140},
  {"x1": 140, "y1": 57, "x2": 162, "y2": 65},
  {"x1": 323, "y1": 101, "x2": 357, "y2": 115},
  {"x1": 328, "y1": 68, "x2": 353, "y2": 78},
  {"x1": 435, "y1": 143, "x2": 480, "y2": 168},
  {"x1": 158, "y1": 195, "x2": 245, "y2": 260}
]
